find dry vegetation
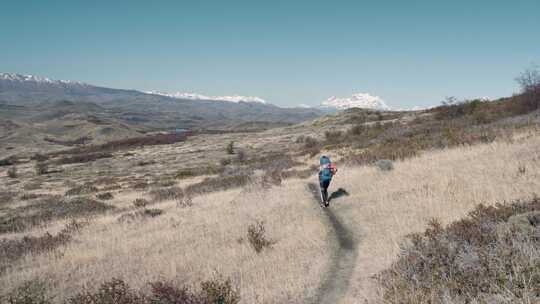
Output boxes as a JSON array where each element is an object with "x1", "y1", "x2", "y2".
[{"x1": 0, "y1": 85, "x2": 539, "y2": 303}]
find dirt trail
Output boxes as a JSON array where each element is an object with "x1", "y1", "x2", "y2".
[{"x1": 307, "y1": 183, "x2": 358, "y2": 304}]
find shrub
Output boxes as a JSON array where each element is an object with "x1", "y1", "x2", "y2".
[
  {"x1": 65, "y1": 184, "x2": 99, "y2": 196},
  {"x1": 0, "y1": 220, "x2": 85, "y2": 273},
  {"x1": 377, "y1": 198, "x2": 540, "y2": 303},
  {"x1": 31, "y1": 153, "x2": 49, "y2": 162},
  {"x1": 96, "y1": 192, "x2": 114, "y2": 200},
  {"x1": 0, "y1": 196, "x2": 111, "y2": 233},
  {"x1": 34, "y1": 162, "x2": 48, "y2": 175},
  {"x1": 220, "y1": 158, "x2": 232, "y2": 166},
  {"x1": 226, "y1": 141, "x2": 235, "y2": 155},
  {"x1": 19, "y1": 193, "x2": 42, "y2": 201},
  {"x1": 200, "y1": 277, "x2": 240, "y2": 304},
  {"x1": 185, "y1": 174, "x2": 251, "y2": 196},
  {"x1": 133, "y1": 198, "x2": 149, "y2": 208},
  {"x1": 66, "y1": 277, "x2": 240, "y2": 304},
  {"x1": 7, "y1": 166, "x2": 17, "y2": 178},
  {"x1": 348, "y1": 124, "x2": 365, "y2": 136},
  {"x1": 175, "y1": 168, "x2": 197, "y2": 179},
  {"x1": 117, "y1": 208, "x2": 164, "y2": 223},
  {"x1": 143, "y1": 208, "x2": 163, "y2": 218},
  {"x1": 247, "y1": 220, "x2": 274, "y2": 253},
  {"x1": 66, "y1": 278, "x2": 146, "y2": 304},
  {"x1": 5, "y1": 280, "x2": 52, "y2": 304},
  {"x1": 236, "y1": 149, "x2": 247, "y2": 162},
  {"x1": 149, "y1": 187, "x2": 184, "y2": 202},
  {"x1": 303, "y1": 136, "x2": 319, "y2": 149},
  {"x1": 132, "y1": 182, "x2": 148, "y2": 190},
  {"x1": 148, "y1": 281, "x2": 202, "y2": 304},
  {"x1": 56, "y1": 152, "x2": 113, "y2": 165},
  {"x1": 324, "y1": 130, "x2": 343, "y2": 144},
  {"x1": 176, "y1": 197, "x2": 193, "y2": 208},
  {"x1": 374, "y1": 159, "x2": 394, "y2": 171}
]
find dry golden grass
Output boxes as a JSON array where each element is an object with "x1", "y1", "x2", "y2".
[
  {"x1": 1, "y1": 129, "x2": 540, "y2": 303},
  {"x1": 1, "y1": 185, "x2": 330, "y2": 304},
  {"x1": 330, "y1": 129, "x2": 540, "y2": 303}
]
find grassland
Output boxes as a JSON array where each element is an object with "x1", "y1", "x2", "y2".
[{"x1": 1, "y1": 94, "x2": 539, "y2": 303}]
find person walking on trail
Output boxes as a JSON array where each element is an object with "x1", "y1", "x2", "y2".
[{"x1": 319, "y1": 155, "x2": 337, "y2": 207}]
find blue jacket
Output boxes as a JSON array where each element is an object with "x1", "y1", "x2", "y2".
[{"x1": 319, "y1": 156, "x2": 333, "y2": 182}]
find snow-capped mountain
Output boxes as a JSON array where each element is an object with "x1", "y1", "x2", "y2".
[
  {"x1": 321, "y1": 93, "x2": 390, "y2": 111},
  {"x1": 0, "y1": 73, "x2": 88, "y2": 86},
  {"x1": 146, "y1": 91, "x2": 266, "y2": 104}
]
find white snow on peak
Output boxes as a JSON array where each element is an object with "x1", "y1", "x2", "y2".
[
  {"x1": 321, "y1": 93, "x2": 390, "y2": 111},
  {"x1": 146, "y1": 90, "x2": 266, "y2": 104},
  {"x1": 0, "y1": 73, "x2": 87, "y2": 86}
]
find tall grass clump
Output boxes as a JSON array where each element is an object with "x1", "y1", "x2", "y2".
[{"x1": 247, "y1": 220, "x2": 274, "y2": 253}]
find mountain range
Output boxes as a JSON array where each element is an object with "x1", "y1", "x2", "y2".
[
  {"x1": 321, "y1": 93, "x2": 391, "y2": 111},
  {"x1": 0, "y1": 73, "x2": 323, "y2": 154}
]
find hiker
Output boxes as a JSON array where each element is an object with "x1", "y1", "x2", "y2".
[{"x1": 319, "y1": 155, "x2": 337, "y2": 207}]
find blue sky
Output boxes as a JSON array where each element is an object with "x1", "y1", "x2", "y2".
[{"x1": 1, "y1": 0, "x2": 539, "y2": 108}]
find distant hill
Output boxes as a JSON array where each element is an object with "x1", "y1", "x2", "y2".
[{"x1": 0, "y1": 73, "x2": 323, "y2": 154}]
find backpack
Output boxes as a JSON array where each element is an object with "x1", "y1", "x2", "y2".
[{"x1": 319, "y1": 156, "x2": 337, "y2": 181}]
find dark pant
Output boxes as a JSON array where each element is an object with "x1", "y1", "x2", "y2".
[{"x1": 320, "y1": 179, "x2": 331, "y2": 202}]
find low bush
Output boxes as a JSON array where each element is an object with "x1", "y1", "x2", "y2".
[
  {"x1": 96, "y1": 192, "x2": 114, "y2": 200},
  {"x1": 19, "y1": 193, "x2": 42, "y2": 201},
  {"x1": 44, "y1": 136, "x2": 91, "y2": 147},
  {"x1": 133, "y1": 198, "x2": 149, "y2": 208},
  {"x1": 226, "y1": 141, "x2": 235, "y2": 155},
  {"x1": 7, "y1": 166, "x2": 17, "y2": 178},
  {"x1": 247, "y1": 220, "x2": 274, "y2": 253},
  {"x1": 0, "y1": 191, "x2": 18, "y2": 206},
  {"x1": 65, "y1": 277, "x2": 239, "y2": 304},
  {"x1": 4, "y1": 279, "x2": 52, "y2": 304},
  {"x1": 65, "y1": 184, "x2": 99, "y2": 196},
  {"x1": 220, "y1": 158, "x2": 232, "y2": 166},
  {"x1": 34, "y1": 162, "x2": 48, "y2": 175},
  {"x1": 303, "y1": 136, "x2": 319, "y2": 149},
  {"x1": 31, "y1": 153, "x2": 49, "y2": 162},
  {"x1": 117, "y1": 208, "x2": 164, "y2": 223},
  {"x1": 149, "y1": 187, "x2": 184, "y2": 202},
  {"x1": 56, "y1": 152, "x2": 113, "y2": 165},
  {"x1": 378, "y1": 197, "x2": 540, "y2": 303},
  {"x1": 143, "y1": 208, "x2": 163, "y2": 217},
  {"x1": 185, "y1": 174, "x2": 251, "y2": 196},
  {"x1": 236, "y1": 149, "x2": 247, "y2": 162},
  {"x1": 175, "y1": 166, "x2": 224, "y2": 180},
  {"x1": 374, "y1": 159, "x2": 394, "y2": 171},
  {"x1": 49, "y1": 132, "x2": 190, "y2": 156},
  {"x1": 0, "y1": 220, "x2": 85, "y2": 273},
  {"x1": 324, "y1": 130, "x2": 343, "y2": 144},
  {"x1": 0, "y1": 196, "x2": 112, "y2": 233}
]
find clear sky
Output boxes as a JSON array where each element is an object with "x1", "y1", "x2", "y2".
[{"x1": 1, "y1": 0, "x2": 539, "y2": 108}]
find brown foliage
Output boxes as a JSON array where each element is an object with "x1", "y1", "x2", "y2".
[{"x1": 378, "y1": 197, "x2": 540, "y2": 303}]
